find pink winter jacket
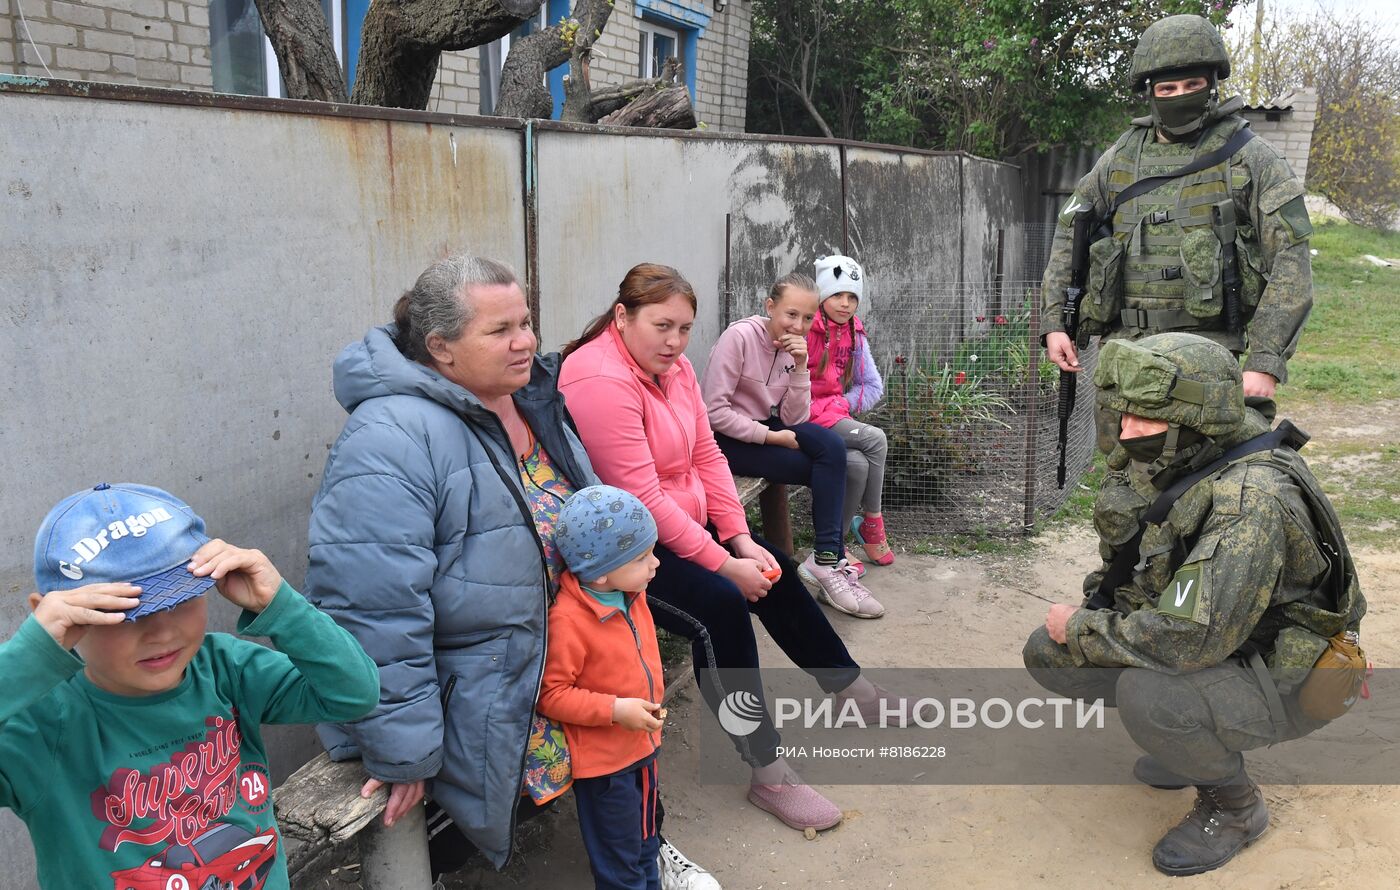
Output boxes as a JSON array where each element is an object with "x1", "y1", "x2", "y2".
[
  {"x1": 559, "y1": 326, "x2": 749, "y2": 572},
  {"x1": 700, "y1": 315, "x2": 811, "y2": 443},
  {"x1": 805, "y1": 312, "x2": 885, "y2": 428}
]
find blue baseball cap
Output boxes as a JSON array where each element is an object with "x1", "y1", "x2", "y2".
[{"x1": 33, "y1": 483, "x2": 215, "y2": 621}]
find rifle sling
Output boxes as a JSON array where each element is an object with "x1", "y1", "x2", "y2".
[
  {"x1": 1101, "y1": 127, "x2": 1256, "y2": 229},
  {"x1": 1087, "y1": 421, "x2": 1301, "y2": 610}
]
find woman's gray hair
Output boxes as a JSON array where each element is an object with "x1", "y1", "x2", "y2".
[{"x1": 392, "y1": 255, "x2": 520, "y2": 364}]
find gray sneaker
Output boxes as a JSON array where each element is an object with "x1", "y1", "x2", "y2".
[{"x1": 799, "y1": 553, "x2": 885, "y2": 618}]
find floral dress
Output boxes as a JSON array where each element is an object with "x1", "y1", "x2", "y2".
[{"x1": 517, "y1": 427, "x2": 577, "y2": 804}]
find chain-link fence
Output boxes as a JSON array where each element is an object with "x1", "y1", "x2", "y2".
[{"x1": 724, "y1": 223, "x2": 1099, "y2": 536}]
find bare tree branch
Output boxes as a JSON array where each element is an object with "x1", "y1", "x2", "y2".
[
  {"x1": 495, "y1": 0, "x2": 613, "y2": 119},
  {"x1": 351, "y1": 0, "x2": 543, "y2": 109},
  {"x1": 252, "y1": 0, "x2": 348, "y2": 102}
]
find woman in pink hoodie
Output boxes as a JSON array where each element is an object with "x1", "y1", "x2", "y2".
[
  {"x1": 559, "y1": 263, "x2": 901, "y2": 835},
  {"x1": 807, "y1": 255, "x2": 895, "y2": 567},
  {"x1": 700, "y1": 272, "x2": 883, "y2": 619}
]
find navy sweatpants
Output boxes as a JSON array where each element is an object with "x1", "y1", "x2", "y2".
[
  {"x1": 574, "y1": 757, "x2": 661, "y2": 890},
  {"x1": 714, "y1": 420, "x2": 848, "y2": 557}
]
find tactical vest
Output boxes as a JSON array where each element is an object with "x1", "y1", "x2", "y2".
[{"x1": 1081, "y1": 113, "x2": 1266, "y2": 350}]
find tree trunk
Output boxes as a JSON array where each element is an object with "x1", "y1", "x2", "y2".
[
  {"x1": 252, "y1": 0, "x2": 349, "y2": 102},
  {"x1": 494, "y1": 0, "x2": 614, "y2": 118},
  {"x1": 598, "y1": 84, "x2": 696, "y2": 128},
  {"x1": 351, "y1": 0, "x2": 543, "y2": 109}
]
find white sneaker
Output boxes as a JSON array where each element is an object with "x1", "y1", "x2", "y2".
[
  {"x1": 799, "y1": 553, "x2": 886, "y2": 618},
  {"x1": 658, "y1": 837, "x2": 722, "y2": 889}
]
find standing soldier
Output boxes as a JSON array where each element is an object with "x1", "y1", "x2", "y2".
[
  {"x1": 1024, "y1": 333, "x2": 1366, "y2": 877},
  {"x1": 1042, "y1": 13, "x2": 1314, "y2": 452}
]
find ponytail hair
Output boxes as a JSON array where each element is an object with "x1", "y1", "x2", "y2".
[{"x1": 562, "y1": 263, "x2": 698, "y2": 358}]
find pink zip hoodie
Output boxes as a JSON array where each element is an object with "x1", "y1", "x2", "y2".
[
  {"x1": 700, "y1": 315, "x2": 812, "y2": 443},
  {"x1": 559, "y1": 325, "x2": 749, "y2": 572},
  {"x1": 805, "y1": 311, "x2": 884, "y2": 427}
]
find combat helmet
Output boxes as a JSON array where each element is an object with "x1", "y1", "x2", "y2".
[
  {"x1": 1094, "y1": 333, "x2": 1244, "y2": 440},
  {"x1": 1130, "y1": 14, "x2": 1231, "y2": 92}
]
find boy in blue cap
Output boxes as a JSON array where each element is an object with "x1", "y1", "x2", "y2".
[
  {"x1": 0, "y1": 483, "x2": 379, "y2": 889},
  {"x1": 540, "y1": 484, "x2": 671, "y2": 890}
]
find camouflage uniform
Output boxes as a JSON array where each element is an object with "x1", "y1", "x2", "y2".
[
  {"x1": 1023, "y1": 333, "x2": 1365, "y2": 876},
  {"x1": 1041, "y1": 15, "x2": 1313, "y2": 390}
]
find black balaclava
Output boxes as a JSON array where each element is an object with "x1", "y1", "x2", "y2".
[{"x1": 1149, "y1": 68, "x2": 1216, "y2": 140}]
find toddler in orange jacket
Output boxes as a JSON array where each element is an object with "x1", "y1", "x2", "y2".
[{"x1": 541, "y1": 485, "x2": 666, "y2": 890}]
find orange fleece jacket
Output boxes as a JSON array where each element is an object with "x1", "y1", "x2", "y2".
[{"x1": 537, "y1": 571, "x2": 665, "y2": 778}]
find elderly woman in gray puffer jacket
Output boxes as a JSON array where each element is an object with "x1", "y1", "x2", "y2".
[
  {"x1": 305, "y1": 255, "x2": 591, "y2": 874},
  {"x1": 305, "y1": 256, "x2": 720, "y2": 888}
]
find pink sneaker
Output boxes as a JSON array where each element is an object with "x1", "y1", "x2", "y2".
[
  {"x1": 747, "y1": 779, "x2": 843, "y2": 832},
  {"x1": 852, "y1": 515, "x2": 895, "y2": 566},
  {"x1": 798, "y1": 553, "x2": 885, "y2": 618},
  {"x1": 840, "y1": 682, "x2": 913, "y2": 728}
]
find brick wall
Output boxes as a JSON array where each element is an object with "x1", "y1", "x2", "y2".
[
  {"x1": 1240, "y1": 87, "x2": 1317, "y2": 184},
  {"x1": 4, "y1": 0, "x2": 208, "y2": 89},
  {"x1": 3, "y1": 0, "x2": 749, "y2": 129}
]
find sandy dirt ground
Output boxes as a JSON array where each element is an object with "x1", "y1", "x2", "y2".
[
  {"x1": 432, "y1": 530, "x2": 1398, "y2": 890},
  {"x1": 309, "y1": 401, "x2": 1398, "y2": 890}
]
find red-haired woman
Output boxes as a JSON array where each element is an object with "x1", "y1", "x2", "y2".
[{"x1": 560, "y1": 263, "x2": 900, "y2": 834}]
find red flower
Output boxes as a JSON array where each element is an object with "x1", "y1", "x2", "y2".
[
  {"x1": 993, "y1": 315, "x2": 1008, "y2": 325},
  {"x1": 954, "y1": 371, "x2": 967, "y2": 384},
  {"x1": 975, "y1": 315, "x2": 986, "y2": 322}
]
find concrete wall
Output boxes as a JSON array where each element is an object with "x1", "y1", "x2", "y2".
[
  {"x1": 2, "y1": 0, "x2": 751, "y2": 130},
  {"x1": 0, "y1": 81, "x2": 1020, "y2": 887}
]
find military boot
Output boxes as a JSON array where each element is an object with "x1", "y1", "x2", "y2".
[
  {"x1": 1134, "y1": 755, "x2": 1191, "y2": 790},
  {"x1": 1152, "y1": 773, "x2": 1269, "y2": 876}
]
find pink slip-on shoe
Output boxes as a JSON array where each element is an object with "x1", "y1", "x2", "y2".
[
  {"x1": 747, "y1": 779, "x2": 844, "y2": 832},
  {"x1": 852, "y1": 515, "x2": 895, "y2": 566}
]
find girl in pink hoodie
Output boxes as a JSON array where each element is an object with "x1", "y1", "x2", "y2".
[
  {"x1": 808, "y1": 254, "x2": 895, "y2": 567},
  {"x1": 700, "y1": 272, "x2": 883, "y2": 619},
  {"x1": 559, "y1": 263, "x2": 902, "y2": 836}
]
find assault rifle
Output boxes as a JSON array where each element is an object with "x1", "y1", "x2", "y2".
[{"x1": 1057, "y1": 209, "x2": 1095, "y2": 489}]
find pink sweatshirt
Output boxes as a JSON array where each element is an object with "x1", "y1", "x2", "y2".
[
  {"x1": 700, "y1": 315, "x2": 812, "y2": 443},
  {"x1": 560, "y1": 325, "x2": 749, "y2": 572}
]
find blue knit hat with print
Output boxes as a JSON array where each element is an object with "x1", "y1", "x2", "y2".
[{"x1": 556, "y1": 485, "x2": 658, "y2": 582}]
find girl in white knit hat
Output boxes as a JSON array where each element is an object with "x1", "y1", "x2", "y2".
[{"x1": 806, "y1": 254, "x2": 895, "y2": 568}]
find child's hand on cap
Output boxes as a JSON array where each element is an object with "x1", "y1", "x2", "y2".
[
  {"x1": 27, "y1": 584, "x2": 142, "y2": 649},
  {"x1": 188, "y1": 540, "x2": 283, "y2": 613},
  {"x1": 613, "y1": 697, "x2": 664, "y2": 732}
]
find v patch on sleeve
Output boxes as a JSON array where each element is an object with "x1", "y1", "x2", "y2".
[{"x1": 1158, "y1": 562, "x2": 1208, "y2": 624}]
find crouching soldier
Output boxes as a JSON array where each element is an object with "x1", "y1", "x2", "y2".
[{"x1": 1024, "y1": 332, "x2": 1366, "y2": 876}]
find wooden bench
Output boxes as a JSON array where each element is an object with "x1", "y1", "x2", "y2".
[{"x1": 275, "y1": 476, "x2": 789, "y2": 888}]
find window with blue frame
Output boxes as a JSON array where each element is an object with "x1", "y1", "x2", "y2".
[
  {"x1": 632, "y1": 0, "x2": 710, "y2": 102},
  {"x1": 637, "y1": 19, "x2": 681, "y2": 79}
]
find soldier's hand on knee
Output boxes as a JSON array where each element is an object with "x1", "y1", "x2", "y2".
[{"x1": 1046, "y1": 603, "x2": 1079, "y2": 645}]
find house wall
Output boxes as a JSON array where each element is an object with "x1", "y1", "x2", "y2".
[
  {"x1": 1239, "y1": 87, "x2": 1317, "y2": 184},
  {"x1": 1, "y1": 0, "x2": 751, "y2": 129},
  {"x1": 0, "y1": 80, "x2": 1019, "y2": 886}
]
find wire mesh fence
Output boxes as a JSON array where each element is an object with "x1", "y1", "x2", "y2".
[{"x1": 724, "y1": 222, "x2": 1099, "y2": 537}]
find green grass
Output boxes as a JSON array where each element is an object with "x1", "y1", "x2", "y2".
[
  {"x1": 1281, "y1": 219, "x2": 1400, "y2": 405},
  {"x1": 1045, "y1": 451, "x2": 1107, "y2": 526},
  {"x1": 1305, "y1": 441, "x2": 1400, "y2": 549}
]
